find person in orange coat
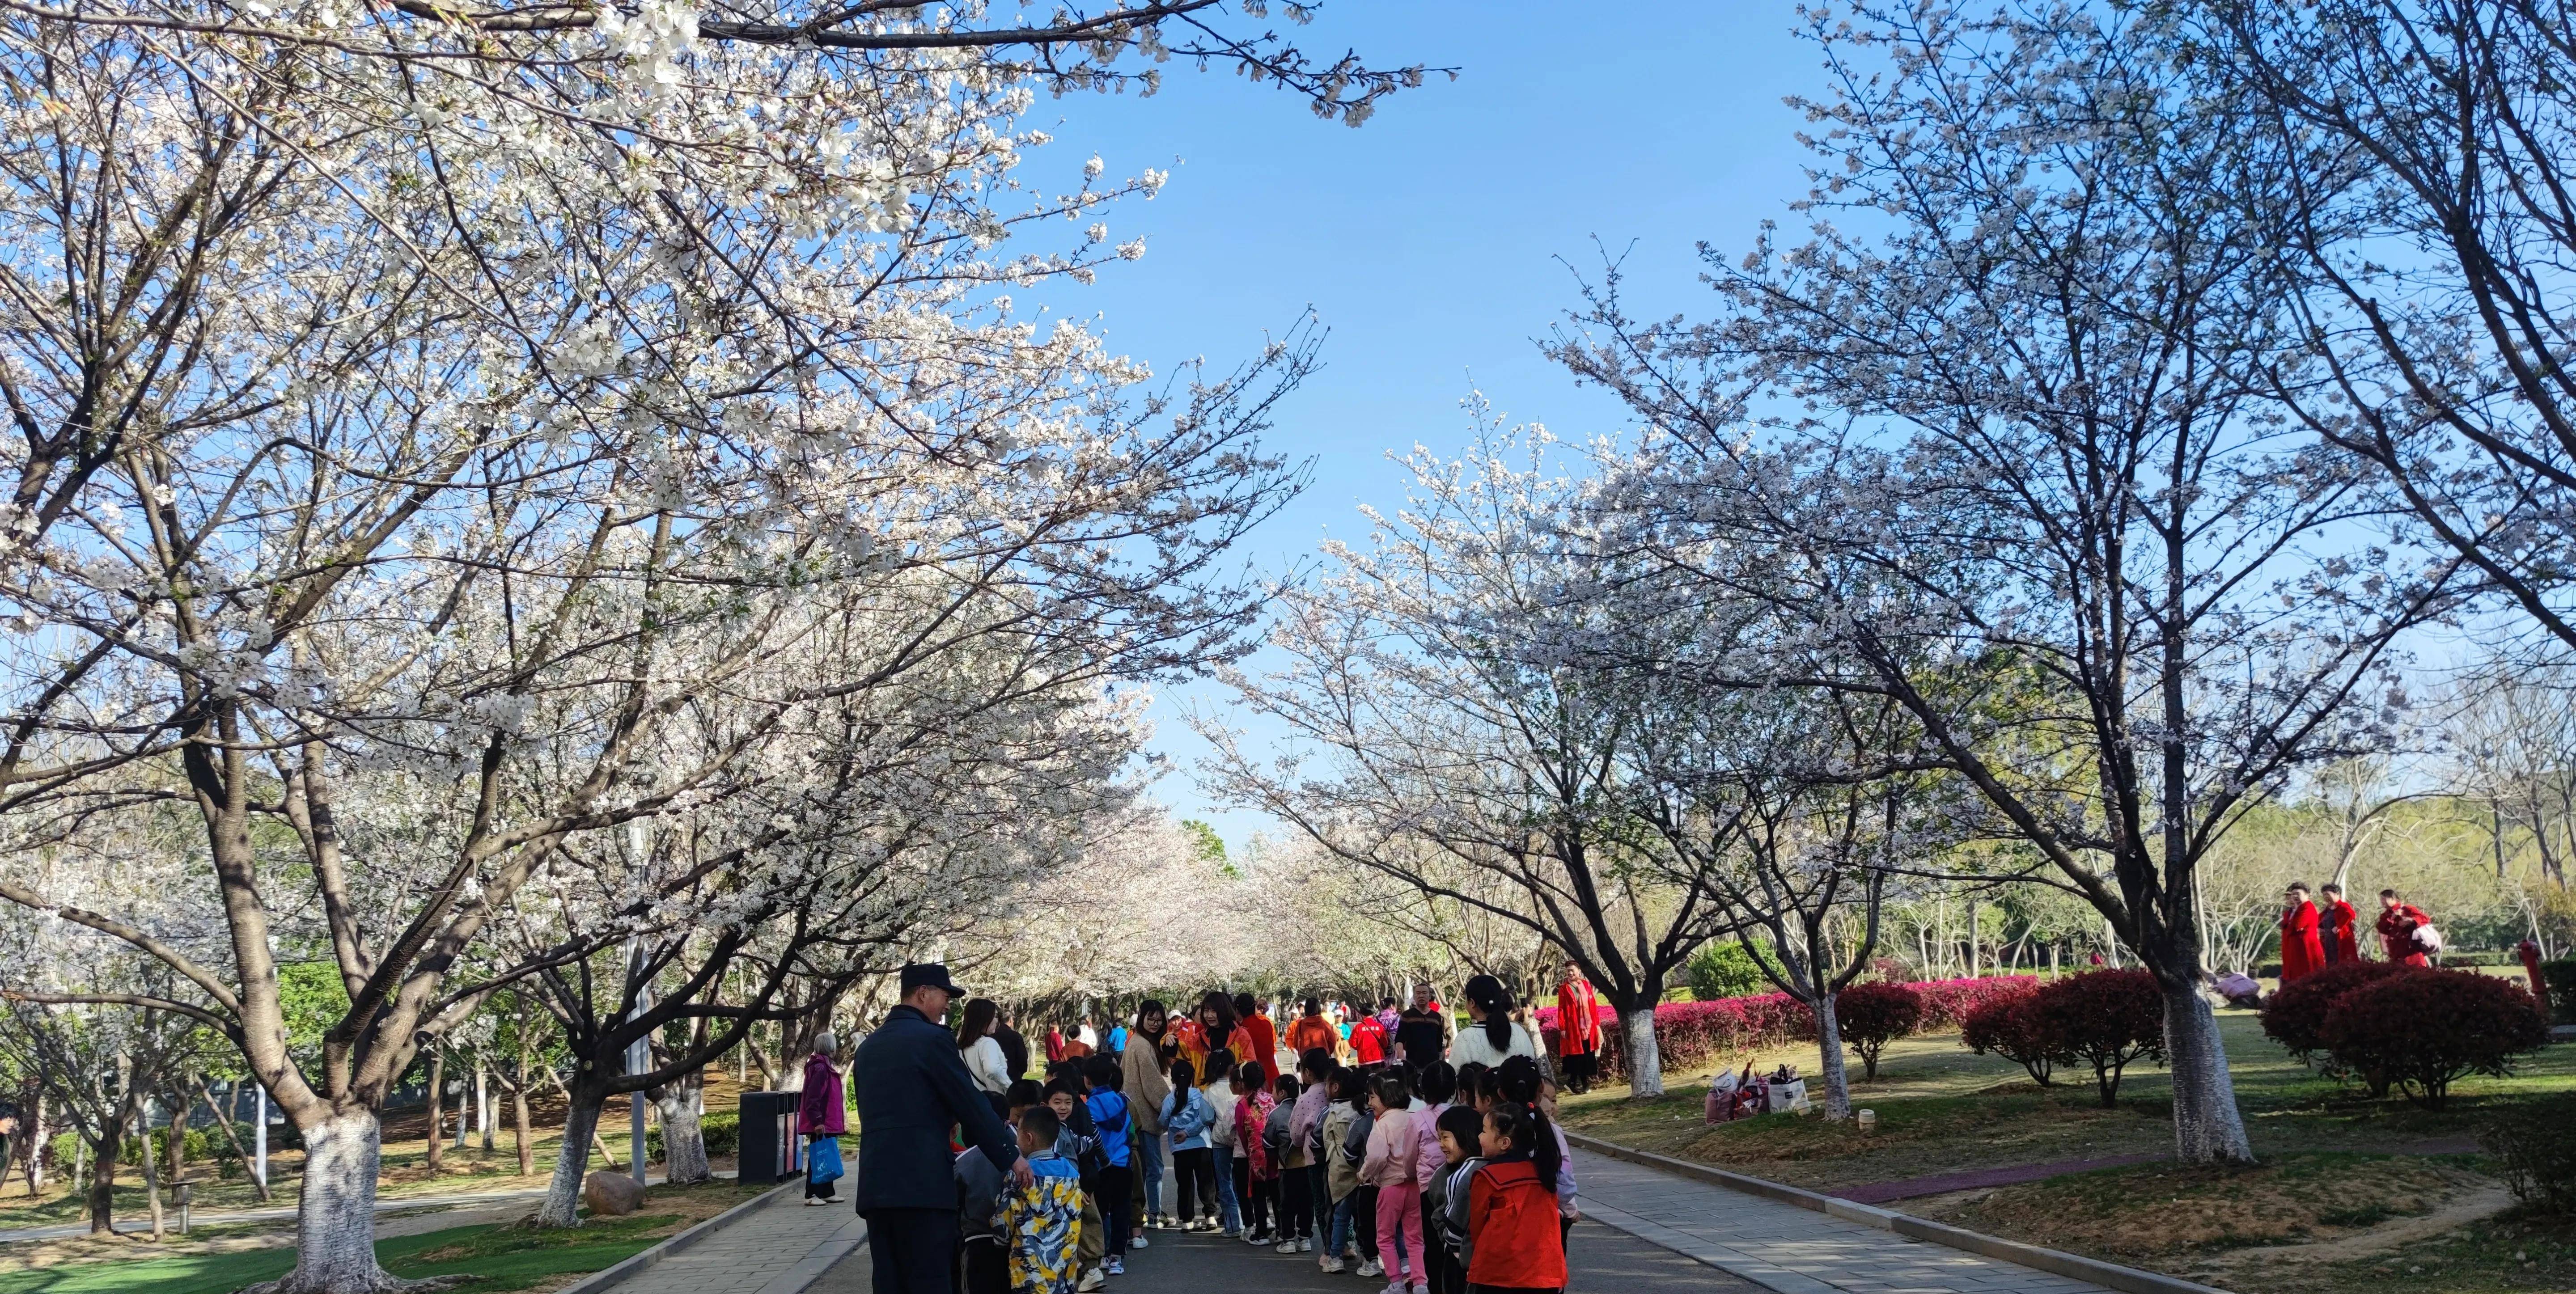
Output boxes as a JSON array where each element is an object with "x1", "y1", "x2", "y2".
[
  {"x1": 2278, "y1": 884, "x2": 2326, "y2": 984},
  {"x1": 2317, "y1": 884, "x2": 2363, "y2": 964},
  {"x1": 1554, "y1": 962, "x2": 1605, "y2": 1095},
  {"x1": 2376, "y1": 890, "x2": 2434, "y2": 967},
  {"x1": 1284, "y1": 999, "x2": 1340, "y2": 1063}
]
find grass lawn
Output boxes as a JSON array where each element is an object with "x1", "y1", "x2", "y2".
[
  {"x1": 1556, "y1": 1006, "x2": 2576, "y2": 1290},
  {"x1": 0, "y1": 1181, "x2": 770, "y2": 1294},
  {"x1": 0, "y1": 1075, "x2": 763, "y2": 1232}
]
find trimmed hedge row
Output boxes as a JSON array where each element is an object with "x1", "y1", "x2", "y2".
[{"x1": 1534, "y1": 974, "x2": 2041, "y2": 1074}]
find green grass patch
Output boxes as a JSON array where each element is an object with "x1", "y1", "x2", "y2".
[
  {"x1": 2242, "y1": 1204, "x2": 2576, "y2": 1294},
  {"x1": 0, "y1": 1215, "x2": 680, "y2": 1294}
]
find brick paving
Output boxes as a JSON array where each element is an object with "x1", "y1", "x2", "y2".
[
  {"x1": 614, "y1": 1190, "x2": 865, "y2": 1294},
  {"x1": 1572, "y1": 1147, "x2": 2121, "y2": 1294}
]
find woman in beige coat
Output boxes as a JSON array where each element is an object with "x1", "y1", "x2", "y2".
[{"x1": 1122, "y1": 1000, "x2": 1175, "y2": 1230}]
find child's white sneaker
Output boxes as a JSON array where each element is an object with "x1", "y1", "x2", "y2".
[
  {"x1": 1299, "y1": 1238, "x2": 1314, "y2": 1253},
  {"x1": 1275, "y1": 1239, "x2": 1300, "y2": 1255},
  {"x1": 1319, "y1": 1257, "x2": 1346, "y2": 1275},
  {"x1": 1129, "y1": 1235, "x2": 1148, "y2": 1250},
  {"x1": 1356, "y1": 1260, "x2": 1383, "y2": 1278},
  {"x1": 1078, "y1": 1270, "x2": 1106, "y2": 1293},
  {"x1": 1381, "y1": 1281, "x2": 1406, "y2": 1294}
]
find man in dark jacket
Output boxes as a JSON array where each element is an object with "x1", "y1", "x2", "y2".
[
  {"x1": 853, "y1": 964, "x2": 1027, "y2": 1294},
  {"x1": 992, "y1": 1011, "x2": 1032, "y2": 1084}
]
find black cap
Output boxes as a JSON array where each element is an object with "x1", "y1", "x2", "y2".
[{"x1": 900, "y1": 963, "x2": 963, "y2": 996}]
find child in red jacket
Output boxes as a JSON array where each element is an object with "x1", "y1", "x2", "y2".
[{"x1": 1466, "y1": 1104, "x2": 1565, "y2": 1294}]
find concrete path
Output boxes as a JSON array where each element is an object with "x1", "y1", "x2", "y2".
[
  {"x1": 809, "y1": 1211, "x2": 1760, "y2": 1294},
  {"x1": 616, "y1": 1191, "x2": 864, "y2": 1294},
  {"x1": 1572, "y1": 1147, "x2": 2119, "y2": 1294}
]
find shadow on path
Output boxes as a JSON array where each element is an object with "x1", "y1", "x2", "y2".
[{"x1": 812, "y1": 1219, "x2": 1758, "y2": 1294}]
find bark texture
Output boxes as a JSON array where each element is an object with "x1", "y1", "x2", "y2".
[
  {"x1": 1621, "y1": 1008, "x2": 1665, "y2": 1098},
  {"x1": 537, "y1": 1095, "x2": 602, "y2": 1227},
  {"x1": 2159, "y1": 981, "x2": 2254, "y2": 1162},
  {"x1": 652, "y1": 1072, "x2": 710, "y2": 1185},
  {"x1": 1810, "y1": 993, "x2": 1852, "y2": 1120},
  {"x1": 240, "y1": 1108, "x2": 458, "y2": 1293}
]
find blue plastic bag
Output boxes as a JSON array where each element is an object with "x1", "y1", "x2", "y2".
[{"x1": 808, "y1": 1134, "x2": 845, "y2": 1184}]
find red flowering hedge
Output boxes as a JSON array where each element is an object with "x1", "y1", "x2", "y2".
[
  {"x1": 2024, "y1": 968, "x2": 2166, "y2": 1108},
  {"x1": 1835, "y1": 982, "x2": 1927, "y2": 1080},
  {"x1": 2260, "y1": 959, "x2": 2407, "y2": 1089},
  {"x1": 1535, "y1": 975, "x2": 2039, "y2": 1075},
  {"x1": 1960, "y1": 981, "x2": 2055, "y2": 1087},
  {"x1": 2317, "y1": 968, "x2": 2552, "y2": 1109}
]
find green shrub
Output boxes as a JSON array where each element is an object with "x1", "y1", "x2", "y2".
[
  {"x1": 2542, "y1": 959, "x2": 2576, "y2": 1025},
  {"x1": 1687, "y1": 943, "x2": 1770, "y2": 1001},
  {"x1": 2480, "y1": 1093, "x2": 2576, "y2": 1213}
]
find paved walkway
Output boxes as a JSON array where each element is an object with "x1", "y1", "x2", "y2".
[
  {"x1": 810, "y1": 1212, "x2": 1759, "y2": 1294},
  {"x1": 617, "y1": 1189, "x2": 864, "y2": 1294},
  {"x1": 1572, "y1": 1147, "x2": 2118, "y2": 1294}
]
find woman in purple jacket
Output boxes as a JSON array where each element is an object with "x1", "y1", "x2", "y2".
[{"x1": 802, "y1": 1032, "x2": 848, "y2": 1204}]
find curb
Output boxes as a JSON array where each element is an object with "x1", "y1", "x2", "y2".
[
  {"x1": 1565, "y1": 1130, "x2": 2230, "y2": 1294},
  {"x1": 554, "y1": 1179, "x2": 805, "y2": 1294}
]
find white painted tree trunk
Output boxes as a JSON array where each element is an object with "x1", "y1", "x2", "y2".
[
  {"x1": 1810, "y1": 992, "x2": 1852, "y2": 1120},
  {"x1": 653, "y1": 1073, "x2": 711, "y2": 1185},
  {"x1": 1622, "y1": 1008, "x2": 1665, "y2": 1099},
  {"x1": 242, "y1": 1108, "x2": 433, "y2": 1293},
  {"x1": 537, "y1": 1095, "x2": 602, "y2": 1227},
  {"x1": 2161, "y1": 983, "x2": 2255, "y2": 1163}
]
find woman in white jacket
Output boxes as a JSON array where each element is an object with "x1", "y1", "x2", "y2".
[
  {"x1": 957, "y1": 998, "x2": 1014, "y2": 1112},
  {"x1": 1445, "y1": 974, "x2": 1538, "y2": 1069}
]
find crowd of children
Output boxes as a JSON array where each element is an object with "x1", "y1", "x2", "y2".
[{"x1": 952, "y1": 990, "x2": 1577, "y2": 1294}]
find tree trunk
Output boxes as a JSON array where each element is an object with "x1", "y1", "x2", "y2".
[
  {"x1": 164, "y1": 1087, "x2": 187, "y2": 1186},
  {"x1": 21, "y1": 1091, "x2": 42, "y2": 1195},
  {"x1": 537, "y1": 1091, "x2": 603, "y2": 1227},
  {"x1": 1621, "y1": 1007, "x2": 1665, "y2": 1099},
  {"x1": 511, "y1": 1082, "x2": 534, "y2": 1177},
  {"x1": 424, "y1": 1051, "x2": 445, "y2": 1176},
  {"x1": 244, "y1": 1107, "x2": 433, "y2": 1294},
  {"x1": 652, "y1": 1071, "x2": 711, "y2": 1185},
  {"x1": 2159, "y1": 980, "x2": 2254, "y2": 1163},
  {"x1": 476, "y1": 1066, "x2": 492, "y2": 1153},
  {"x1": 197, "y1": 1078, "x2": 271, "y2": 1202},
  {"x1": 141, "y1": 1112, "x2": 164, "y2": 1242},
  {"x1": 86, "y1": 1125, "x2": 120, "y2": 1235},
  {"x1": 1811, "y1": 991, "x2": 1852, "y2": 1119}
]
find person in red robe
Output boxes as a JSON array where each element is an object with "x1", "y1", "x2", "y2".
[
  {"x1": 2377, "y1": 890, "x2": 2434, "y2": 967},
  {"x1": 1555, "y1": 960, "x2": 1606, "y2": 1095},
  {"x1": 2317, "y1": 884, "x2": 2362, "y2": 964},
  {"x1": 2278, "y1": 884, "x2": 2326, "y2": 983}
]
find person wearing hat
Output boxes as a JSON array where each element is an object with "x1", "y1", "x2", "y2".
[{"x1": 853, "y1": 963, "x2": 1030, "y2": 1294}]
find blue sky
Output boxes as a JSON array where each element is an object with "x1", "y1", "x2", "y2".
[{"x1": 1018, "y1": 4, "x2": 1830, "y2": 850}]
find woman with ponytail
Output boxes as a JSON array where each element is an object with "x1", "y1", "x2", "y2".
[
  {"x1": 1447, "y1": 976, "x2": 1537, "y2": 1070},
  {"x1": 1464, "y1": 1102, "x2": 1565, "y2": 1294}
]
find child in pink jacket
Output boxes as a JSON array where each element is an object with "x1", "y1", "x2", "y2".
[{"x1": 1357, "y1": 1071, "x2": 1424, "y2": 1294}]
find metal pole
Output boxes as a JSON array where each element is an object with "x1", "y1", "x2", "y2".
[{"x1": 254, "y1": 1083, "x2": 267, "y2": 1189}]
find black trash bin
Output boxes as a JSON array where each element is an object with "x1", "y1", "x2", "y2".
[{"x1": 737, "y1": 1091, "x2": 801, "y2": 1185}]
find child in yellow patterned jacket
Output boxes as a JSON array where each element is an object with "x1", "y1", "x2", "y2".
[{"x1": 1004, "y1": 1105, "x2": 1086, "y2": 1294}]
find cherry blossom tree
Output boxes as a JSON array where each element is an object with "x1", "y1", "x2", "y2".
[
  {"x1": 1555, "y1": 3, "x2": 2462, "y2": 1159},
  {"x1": 1197, "y1": 421, "x2": 1750, "y2": 1097},
  {"x1": 2204, "y1": 0, "x2": 2576, "y2": 659}
]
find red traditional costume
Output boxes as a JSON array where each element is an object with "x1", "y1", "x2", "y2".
[
  {"x1": 2318, "y1": 898, "x2": 2362, "y2": 964},
  {"x1": 2377, "y1": 901, "x2": 2434, "y2": 967},
  {"x1": 2278, "y1": 900, "x2": 2325, "y2": 983},
  {"x1": 1555, "y1": 973, "x2": 1606, "y2": 1094}
]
